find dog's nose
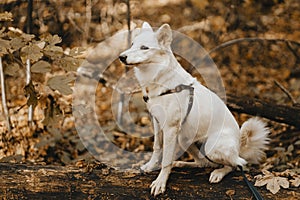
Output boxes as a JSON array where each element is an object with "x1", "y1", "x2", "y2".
[{"x1": 119, "y1": 55, "x2": 127, "y2": 64}]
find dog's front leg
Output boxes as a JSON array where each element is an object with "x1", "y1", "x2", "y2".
[
  {"x1": 150, "y1": 127, "x2": 177, "y2": 196},
  {"x1": 141, "y1": 117, "x2": 162, "y2": 171}
]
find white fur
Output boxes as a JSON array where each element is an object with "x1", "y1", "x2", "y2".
[{"x1": 119, "y1": 22, "x2": 270, "y2": 196}]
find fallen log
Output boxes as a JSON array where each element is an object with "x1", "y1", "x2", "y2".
[
  {"x1": 226, "y1": 94, "x2": 300, "y2": 128},
  {"x1": 0, "y1": 163, "x2": 297, "y2": 199}
]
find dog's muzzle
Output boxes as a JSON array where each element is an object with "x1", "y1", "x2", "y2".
[{"x1": 119, "y1": 55, "x2": 127, "y2": 64}]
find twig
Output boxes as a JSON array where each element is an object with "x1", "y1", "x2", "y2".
[
  {"x1": 84, "y1": 0, "x2": 92, "y2": 45},
  {"x1": 285, "y1": 41, "x2": 300, "y2": 62},
  {"x1": 208, "y1": 37, "x2": 300, "y2": 55},
  {"x1": 67, "y1": 11, "x2": 85, "y2": 34},
  {"x1": 26, "y1": 59, "x2": 33, "y2": 125},
  {"x1": 274, "y1": 80, "x2": 299, "y2": 106},
  {"x1": 117, "y1": 0, "x2": 131, "y2": 126},
  {"x1": 26, "y1": 0, "x2": 33, "y2": 126},
  {"x1": 27, "y1": 0, "x2": 33, "y2": 34},
  {"x1": 126, "y1": 0, "x2": 131, "y2": 48},
  {"x1": 0, "y1": 57, "x2": 12, "y2": 132}
]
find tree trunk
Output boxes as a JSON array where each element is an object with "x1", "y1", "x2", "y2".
[
  {"x1": 0, "y1": 163, "x2": 297, "y2": 199},
  {"x1": 226, "y1": 94, "x2": 300, "y2": 128}
]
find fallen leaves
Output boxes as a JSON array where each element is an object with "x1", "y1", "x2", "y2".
[
  {"x1": 255, "y1": 170, "x2": 300, "y2": 194},
  {"x1": 0, "y1": 11, "x2": 13, "y2": 21}
]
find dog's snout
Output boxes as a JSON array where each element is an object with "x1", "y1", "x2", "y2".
[{"x1": 119, "y1": 55, "x2": 127, "y2": 64}]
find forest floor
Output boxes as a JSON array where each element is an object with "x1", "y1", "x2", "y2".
[{"x1": 0, "y1": 0, "x2": 299, "y2": 199}]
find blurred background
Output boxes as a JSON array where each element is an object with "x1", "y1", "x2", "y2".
[{"x1": 0, "y1": 1, "x2": 299, "y2": 193}]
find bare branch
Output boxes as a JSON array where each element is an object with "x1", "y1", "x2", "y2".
[
  {"x1": 84, "y1": 0, "x2": 92, "y2": 45},
  {"x1": 117, "y1": 0, "x2": 131, "y2": 126},
  {"x1": 274, "y1": 80, "x2": 299, "y2": 106},
  {"x1": 26, "y1": 59, "x2": 33, "y2": 125},
  {"x1": 208, "y1": 37, "x2": 300, "y2": 55}
]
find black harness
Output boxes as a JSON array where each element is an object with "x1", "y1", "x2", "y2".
[
  {"x1": 143, "y1": 84, "x2": 194, "y2": 124},
  {"x1": 143, "y1": 83, "x2": 263, "y2": 200}
]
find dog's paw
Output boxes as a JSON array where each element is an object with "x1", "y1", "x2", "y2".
[
  {"x1": 209, "y1": 166, "x2": 233, "y2": 183},
  {"x1": 209, "y1": 169, "x2": 225, "y2": 183},
  {"x1": 150, "y1": 176, "x2": 167, "y2": 196},
  {"x1": 141, "y1": 161, "x2": 159, "y2": 172}
]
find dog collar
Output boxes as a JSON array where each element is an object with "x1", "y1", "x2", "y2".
[{"x1": 143, "y1": 83, "x2": 194, "y2": 124}]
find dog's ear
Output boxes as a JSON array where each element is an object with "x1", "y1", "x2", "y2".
[
  {"x1": 131, "y1": 28, "x2": 141, "y2": 40},
  {"x1": 156, "y1": 24, "x2": 172, "y2": 48},
  {"x1": 142, "y1": 22, "x2": 153, "y2": 32}
]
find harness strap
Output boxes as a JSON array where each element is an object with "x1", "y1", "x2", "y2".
[
  {"x1": 238, "y1": 165, "x2": 264, "y2": 200},
  {"x1": 199, "y1": 141, "x2": 264, "y2": 200},
  {"x1": 143, "y1": 84, "x2": 194, "y2": 124}
]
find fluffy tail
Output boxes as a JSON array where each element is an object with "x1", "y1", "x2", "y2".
[{"x1": 239, "y1": 117, "x2": 270, "y2": 164}]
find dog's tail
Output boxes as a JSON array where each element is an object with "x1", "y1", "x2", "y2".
[{"x1": 239, "y1": 118, "x2": 270, "y2": 164}]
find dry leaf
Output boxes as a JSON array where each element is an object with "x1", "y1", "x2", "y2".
[
  {"x1": 255, "y1": 171, "x2": 290, "y2": 194},
  {"x1": 225, "y1": 189, "x2": 235, "y2": 199},
  {"x1": 31, "y1": 60, "x2": 51, "y2": 73},
  {"x1": 47, "y1": 75, "x2": 75, "y2": 95},
  {"x1": 44, "y1": 34, "x2": 62, "y2": 45},
  {"x1": 0, "y1": 11, "x2": 13, "y2": 21},
  {"x1": 21, "y1": 33, "x2": 35, "y2": 42},
  {"x1": 44, "y1": 45, "x2": 63, "y2": 59},
  {"x1": 20, "y1": 44, "x2": 43, "y2": 63},
  {"x1": 4, "y1": 62, "x2": 20, "y2": 76},
  {"x1": 0, "y1": 38, "x2": 10, "y2": 56},
  {"x1": 24, "y1": 81, "x2": 38, "y2": 109},
  {"x1": 57, "y1": 56, "x2": 81, "y2": 71},
  {"x1": 290, "y1": 177, "x2": 300, "y2": 187},
  {"x1": 10, "y1": 37, "x2": 25, "y2": 52},
  {"x1": 69, "y1": 47, "x2": 86, "y2": 57}
]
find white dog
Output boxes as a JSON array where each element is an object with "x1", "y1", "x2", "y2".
[{"x1": 119, "y1": 22, "x2": 269, "y2": 196}]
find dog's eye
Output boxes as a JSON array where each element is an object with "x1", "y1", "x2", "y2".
[{"x1": 140, "y1": 45, "x2": 149, "y2": 50}]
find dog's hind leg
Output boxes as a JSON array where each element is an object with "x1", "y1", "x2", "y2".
[
  {"x1": 173, "y1": 143, "x2": 217, "y2": 168},
  {"x1": 141, "y1": 117, "x2": 162, "y2": 172},
  {"x1": 150, "y1": 127, "x2": 178, "y2": 196}
]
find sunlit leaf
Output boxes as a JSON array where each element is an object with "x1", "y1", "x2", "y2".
[
  {"x1": 290, "y1": 177, "x2": 300, "y2": 187},
  {"x1": 20, "y1": 44, "x2": 43, "y2": 63},
  {"x1": 31, "y1": 60, "x2": 51, "y2": 73},
  {"x1": 0, "y1": 11, "x2": 13, "y2": 21},
  {"x1": 43, "y1": 34, "x2": 62, "y2": 45},
  {"x1": 266, "y1": 177, "x2": 281, "y2": 194},
  {"x1": 8, "y1": 26, "x2": 24, "y2": 36},
  {"x1": 255, "y1": 172, "x2": 290, "y2": 194},
  {"x1": 21, "y1": 33, "x2": 35, "y2": 43},
  {"x1": 69, "y1": 47, "x2": 86, "y2": 57},
  {"x1": 44, "y1": 45, "x2": 64, "y2": 59},
  {"x1": 47, "y1": 75, "x2": 76, "y2": 95},
  {"x1": 34, "y1": 41, "x2": 46, "y2": 49}
]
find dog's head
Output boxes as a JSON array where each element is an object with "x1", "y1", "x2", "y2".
[{"x1": 119, "y1": 22, "x2": 172, "y2": 66}]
